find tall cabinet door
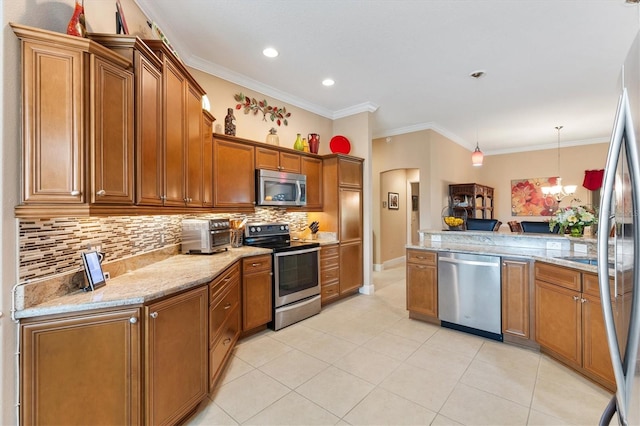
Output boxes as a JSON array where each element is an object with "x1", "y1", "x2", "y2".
[
  {"x1": 339, "y1": 188, "x2": 362, "y2": 242},
  {"x1": 202, "y1": 111, "x2": 214, "y2": 207},
  {"x1": 22, "y1": 41, "x2": 84, "y2": 203},
  {"x1": 91, "y1": 56, "x2": 134, "y2": 204},
  {"x1": 162, "y1": 59, "x2": 186, "y2": 206},
  {"x1": 185, "y1": 84, "x2": 204, "y2": 207},
  {"x1": 136, "y1": 51, "x2": 164, "y2": 206},
  {"x1": 21, "y1": 308, "x2": 141, "y2": 425},
  {"x1": 145, "y1": 286, "x2": 208, "y2": 426}
]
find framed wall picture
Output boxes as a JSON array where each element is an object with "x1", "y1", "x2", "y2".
[{"x1": 388, "y1": 192, "x2": 399, "y2": 210}]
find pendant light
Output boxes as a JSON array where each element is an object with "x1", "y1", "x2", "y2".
[
  {"x1": 541, "y1": 125, "x2": 577, "y2": 200},
  {"x1": 470, "y1": 71, "x2": 484, "y2": 167}
]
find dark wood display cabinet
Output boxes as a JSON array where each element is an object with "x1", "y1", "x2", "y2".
[{"x1": 449, "y1": 183, "x2": 494, "y2": 219}]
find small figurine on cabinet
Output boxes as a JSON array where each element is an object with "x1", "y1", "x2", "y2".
[{"x1": 224, "y1": 108, "x2": 236, "y2": 136}]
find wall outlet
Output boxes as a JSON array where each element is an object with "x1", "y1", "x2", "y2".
[
  {"x1": 103, "y1": 272, "x2": 111, "y2": 281},
  {"x1": 573, "y1": 243, "x2": 588, "y2": 253},
  {"x1": 546, "y1": 241, "x2": 562, "y2": 250},
  {"x1": 431, "y1": 235, "x2": 442, "y2": 242}
]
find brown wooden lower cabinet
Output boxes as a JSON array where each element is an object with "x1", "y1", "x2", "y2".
[
  {"x1": 20, "y1": 307, "x2": 142, "y2": 425},
  {"x1": 501, "y1": 259, "x2": 533, "y2": 342},
  {"x1": 535, "y1": 262, "x2": 615, "y2": 390},
  {"x1": 339, "y1": 240, "x2": 363, "y2": 295},
  {"x1": 406, "y1": 249, "x2": 438, "y2": 319},
  {"x1": 242, "y1": 254, "x2": 273, "y2": 331},
  {"x1": 145, "y1": 285, "x2": 208, "y2": 426},
  {"x1": 320, "y1": 243, "x2": 340, "y2": 304}
]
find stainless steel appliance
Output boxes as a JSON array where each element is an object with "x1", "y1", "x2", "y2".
[
  {"x1": 243, "y1": 222, "x2": 320, "y2": 330},
  {"x1": 598, "y1": 33, "x2": 640, "y2": 425},
  {"x1": 437, "y1": 252, "x2": 502, "y2": 341},
  {"x1": 256, "y1": 169, "x2": 307, "y2": 207},
  {"x1": 181, "y1": 218, "x2": 231, "y2": 254}
]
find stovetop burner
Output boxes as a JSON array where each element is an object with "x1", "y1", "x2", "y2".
[{"x1": 243, "y1": 222, "x2": 319, "y2": 252}]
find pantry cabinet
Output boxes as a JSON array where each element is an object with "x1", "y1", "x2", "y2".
[
  {"x1": 12, "y1": 24, "x2": 134, "y2": 217},
  {"x1": 145, "y1": 286, "x2": 208, "y2": 425},
  {"x1": 406, "y1": 249, "x2": 438, "y2": 320},
  {"x1": 535, "y1": 262, "x2": 614, "y2": 390},
  {"x1": 20, "y1": 308, "x2": 142, "y2": 425}
]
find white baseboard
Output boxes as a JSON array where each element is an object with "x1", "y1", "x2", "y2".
[
  {"x1": 359, "y1": 284, "x2": 375, "y2": 295},
  {"x1": 374, "y1": 255, "x2": 406, "y2": 272}
]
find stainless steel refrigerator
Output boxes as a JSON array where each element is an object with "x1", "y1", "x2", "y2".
[{"x1": 598, "y1": 32, "x2": 640, "y2": 426}]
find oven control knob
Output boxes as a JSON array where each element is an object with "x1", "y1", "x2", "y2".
[{"x1": 256, "y1": 227, "x2": 261, "y2": 232}]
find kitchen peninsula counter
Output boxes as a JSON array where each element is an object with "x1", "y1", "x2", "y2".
[
  {"x1": 14, "y1": 246, "x2": 271, "y2": 320},
  {"x1": 410, "y1": 229, "x2": 604, "y2": 272}
]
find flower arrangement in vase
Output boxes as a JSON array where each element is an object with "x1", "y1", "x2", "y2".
[{"x1": 549, "y1": 204, "x2": 598, "y2": 237}]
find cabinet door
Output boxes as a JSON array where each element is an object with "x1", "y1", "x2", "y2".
[
  {"x1": 582, "y1": 293, "x2": 615, "y2": 387},
  {"x1": 213, "y1": 139, "x2": 255, "y2": 208},
  {"x1": 21, "y1": 308, "x2": 141, "y2": 425},
  {"x1": 535, "y1": 280, "x2": 582, "y2": 368},
  {"x1": 338, "y1": 157, "x2": 363, "y2": 188},
  {"x1": 185, "y1": 84, "x2": 203, "y2": 206},
  {"x1": 301, "y1": 156, "x2": 323, "y2": 210},
  {"x1": 255, "y1": 146, "x2": 280, "y2": 170},
  {"x1": 242, "y1": 255, "x2": 273, "y2": 331},
  {"x1": 135, "y1": 52, "x2": 164, "y2": 206},
  {"x1": 406, "y1": 262, "x2": 438, "y2": 318},
  {"x1": 163, "y1": 59, "x2": 186, "y2": 206},
  {"x1": 339, "y1": 240, "x2": 362, "y2": 294},
  {"x1": 502, "y1": 259, "x2": 530, "y2": 338},
  {"x1": 340, "y1": 188, "x2": 362, "y2": 241},
  {"x1": 22, "y1": 41, "x2": 84, "y2": 203},
  {"x1": 91, "y1": 56, "x2": 134, "y2": 204},
  {"x1": 279, "y1": 151, "x2": 301, "y2": 172},
  {"x1": 145, "y1": 286, "x2": 208, "y2": 426},
  {"x1": 202, "y1": 112, "x2": 214, "y2": 207}
]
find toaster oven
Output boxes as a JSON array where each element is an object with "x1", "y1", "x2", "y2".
[{"x1": 181, "y1": 218, "x2": 231, "y2": 254}]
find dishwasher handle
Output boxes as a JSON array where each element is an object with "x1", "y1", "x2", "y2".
[{"x1": 438, "y1": 257, "x2": 500, "y2": 268}]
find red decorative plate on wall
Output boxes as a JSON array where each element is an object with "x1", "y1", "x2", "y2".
[{"x1": 329, "y1": 135, "x2": 351, "y2": 154}]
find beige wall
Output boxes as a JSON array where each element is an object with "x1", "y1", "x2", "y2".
[
  {"x1": 478, "y1": 143, "x2": 609, "y2": 224},
  {"x1": 380, "y1": 169, "x2": 409, "y2": 264}
]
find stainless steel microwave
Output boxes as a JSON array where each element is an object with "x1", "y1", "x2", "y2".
[{"x1": 256, "y1": 169, "x2": 307, "y2": 207}]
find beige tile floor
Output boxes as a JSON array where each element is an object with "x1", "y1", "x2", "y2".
[{"x1": 186, "y1": 264, "x2": 613, "y2": 425}]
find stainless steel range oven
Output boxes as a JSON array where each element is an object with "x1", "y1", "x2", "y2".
[{"x1": 244, "y1": 223, "x2": 320, "y2": 330}]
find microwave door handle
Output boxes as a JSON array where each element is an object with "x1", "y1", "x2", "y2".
[{"x1": 296, "y1": 180, "x2": 302, "y2": 205}]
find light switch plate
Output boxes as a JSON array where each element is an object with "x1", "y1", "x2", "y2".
[{"x1": 573, "y1": 243, "x2": 588, "y2": 253}]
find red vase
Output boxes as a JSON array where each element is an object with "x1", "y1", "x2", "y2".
[{"x1": 66, "y1": 0, "x2": 86, "y2": 37}]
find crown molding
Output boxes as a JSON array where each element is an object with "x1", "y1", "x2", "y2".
[{"x1": 332, "y1": 102, "x2": 380, "y2": 119}]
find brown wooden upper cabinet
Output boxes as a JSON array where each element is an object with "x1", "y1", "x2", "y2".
[
  {"x1": 213, "y1": 136, "x2": 256, "y2": 209},
  {"x1": 255, "y1": 146, "x2": 301, "y2": 172},
  {"x1": 144, "y1": 40, "x2": 207, "y2": 208},
  {"x1": 12, "y1": 24, "x2": 134, "y2": 217}
]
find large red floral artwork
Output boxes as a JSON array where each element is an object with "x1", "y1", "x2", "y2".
[{"x1": 511, "y1": 177, "x2": 559, "y2": 216}]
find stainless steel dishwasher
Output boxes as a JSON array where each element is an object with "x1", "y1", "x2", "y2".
[{"x1": 437, "y1": 252, "x2": 502, "y2": 341}]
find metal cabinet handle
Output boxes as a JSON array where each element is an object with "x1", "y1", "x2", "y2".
[
  {"x1": 96, "y1": 189, "x2": 106, "y2": 196},
  {"x1": 252, "y1": 263, "x2": 261, "y2": 267},
  {"x1": 223, "y1": 338, "x2": 231, "y2": 345},
  {"x1": 150, "y1": 311, "x2": 158, "y2": 318},
  {"x1": 573, "y1": 296, "x2": 580, "y2": 301},
  {"x1": 129, "y1": 317, "x2": 138, "y2": 324},
  {"x1": 224, "y1": 303, "x2": 231, "y2": 310},
  {"x1": 70, "y1": 190, "x2": 80, "y2": 196},
  {"x1": 581, "y1": 298, "x2": 587, "y2": 303}
]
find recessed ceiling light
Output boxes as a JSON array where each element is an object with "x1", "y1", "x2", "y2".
[
  {"x1": 263, "y1": 47, "x2": 279, "y2": 58},
  {"x1": 322, "y1": 78, "x2": 335, "y2": 87}
]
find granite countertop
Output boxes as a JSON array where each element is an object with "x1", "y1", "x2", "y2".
[
  {"x1": 409, "y1": 229, "x2": 615, "y2": 274},
  {"x1": 15, "y1": 246, "x2": 271, "y2": 320}
]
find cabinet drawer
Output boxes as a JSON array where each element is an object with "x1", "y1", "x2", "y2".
[
  {"x1": 210, "y1": 262, "x2": 240, "y2": 303},
  {"x1": 407, "y1": 249, "x2": 437, "y2": 266},
  {"x1": 321, "y1": 244, "x2": 340, "y2": 259},
  {"x1": 209, "y1": 306, "x2": 240, "y2": 388},
  {"x1": 210, "y1": 282, "x2": 240, "y2": 345},
  {"x1": 535, "y1": 262, "x2": 581, "y2": 291},
  {"x1": 243, "y1": 255, "x2": 272, "y2": 275},
  {"x1": 321, "y1": 266, "x2": 339, "y2": 284},
  {"x1": 321, "y1": 283, "x2": 340, "y2": 302},
  {"x1": 583, "y1": 272, "x2": 615, "y2": 298},
  {"x1": 320, "y1": 255, "x2": 339, "y2": 270}
]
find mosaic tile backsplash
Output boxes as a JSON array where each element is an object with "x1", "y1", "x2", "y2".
[{"x1": 19, "y1": 208, "x2": 309, "y2": 282}]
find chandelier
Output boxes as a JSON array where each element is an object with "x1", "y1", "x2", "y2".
[{"x1": 540, "y1": 126, "x2": 577, "y2": 201}]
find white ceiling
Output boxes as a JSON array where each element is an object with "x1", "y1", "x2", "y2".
[{"x1": 135, "y1": 0, "x2": 640, "y2": 154}]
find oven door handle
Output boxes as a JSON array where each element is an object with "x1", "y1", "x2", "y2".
[{"x1": 274, "y1": 247, "x2": 320, "y2": 257}]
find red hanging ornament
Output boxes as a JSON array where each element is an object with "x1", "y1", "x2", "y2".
[{"x1": 66, "y1": 0, "x2": 87, "y2": 38}]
